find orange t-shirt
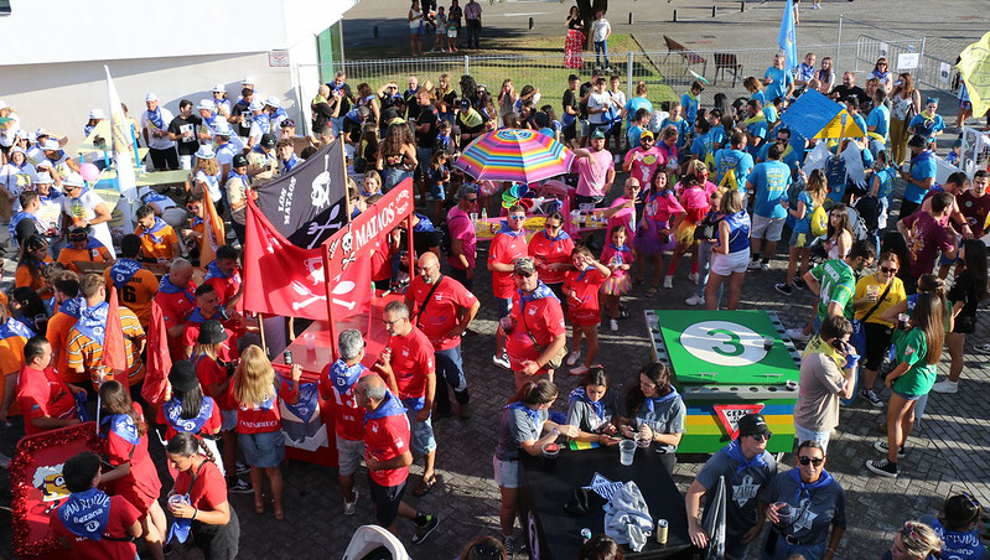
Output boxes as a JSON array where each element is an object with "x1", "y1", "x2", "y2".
[
  {"x1": 46, "y1": 311, "x2": 83, "y2": 384},
  {"x1": 0, "y1": 333, "x2": 29, "y2": 415},
  {"x1": 104, "y1": 267, "x2": 159, "y2": 327},
  {"x1": 15, "y1": 257, "x2": 54, "y2": 297},
  {"x1": 135, "y1": 222, "x2": 180, "y2": 261},
  {"x1": 56, "y1": 245, "x2": 113, "y2": 273}
]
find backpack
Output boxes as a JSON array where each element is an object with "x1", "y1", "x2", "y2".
[{"x1": 809, "y1": 204, "x2": 828, "y2": 237}]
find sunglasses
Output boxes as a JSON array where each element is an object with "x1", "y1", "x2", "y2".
[
  {"x1": 749, "y1": 432, "x2": 772, "y2": 443},
  {"x1": 509, "y1": 215, "x2": 526, "y2": 220},
  {"x1": 513, "y1": 270, "x2": 535, "y2": 278},
  {"x1": 545, "y1": 223, "x2": 561, "y2": 229},
  {"x1": 880, "y1": 266, "x2": 898, "y2": 274},
  {"x1": 798, "y1": 456, "x2": 824, "y2": 467}
]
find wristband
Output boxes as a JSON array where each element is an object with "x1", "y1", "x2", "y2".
[{"x1": 192, "y1": 509, "x2": 198, "y2": 521}]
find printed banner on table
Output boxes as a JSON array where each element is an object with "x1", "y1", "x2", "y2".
[
  {"x1": 10, "y1": 422, "x2": 101, "y2": 558},
  {"x1": 253, "y1": 140, "x2": 347, "y2": 249},
  {"x1": 243, "y1": 199, "x2": 372, "y2": 321},
  {"x1": 712, "y1": 404, "x2": 767, "y2": 440}
]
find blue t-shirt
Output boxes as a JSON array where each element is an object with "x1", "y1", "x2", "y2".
[
  {"x1": 690, "y1": 133, "x2": 708, "y2": 159},
  {"x1": 906, "y1": 151, "x2": 937, "y2": 203},
  {"x1": 852, "y1": 113, "x2": 868, "y2": 138},
  {"x1": 626, "y1": 125, "x2": 645, "y2": 149},
  {"x1": 709, "y1": 124, "x2": 727, "y2": 149},
  {"x1": 715, "y1": 148, "x2": 755, "y2": 191},
  {"x1": 746, "y1": 119, "x2": 769, "y2": 148},
  {"x1": 873, "y1": 166, "x2": 897, "y2": 199},
  {"x1": 624, "y1": 97, "x2": 653, "y2": 124},
  {"x1": 660, "y1": 118, "x2": 691, "y2": 148},
  {"x1": 763, "y1": 66, "x2": 794, "y2": 102},
  {"x1": 763, "y1": 104, "x2": 779, "y2": 124},
  {"x1": 680, "y1": 93, "x2": 701, "y2": 124},
  {"x1": 908, "y1": 113, "x2": 945, "y2": 142},
  {"x1": 696, "y1": 443, "x2": 776, "y2": 535},
  {"x1": 920, "y1": 515, "x2": 988, "y2": 560},
  {"x1": 866, "y1": 104, "x2": 890, "y2": 138},
  {"x1": 792, "y1": 190, "x2": 815, "y2": 234},
  {"x1": 750, "y1": 160, "x2": 792, "y2": 218}
]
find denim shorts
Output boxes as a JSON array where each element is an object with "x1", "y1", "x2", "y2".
[
  {"x1": 238, "y1": 430, "x2": 286, "y2": 468},
  {"x1": 406, "y1": 409, "x2": 437, "y2": 455},
  {"x1": 893, "y1": 390, "x2": 922, "y2": 401},
  {"x1": 794, "y1": 423, "x2": 832, "y2": 452},
  {"x1": 493, "y1": 456, "x2": 520, "y2": 488}
]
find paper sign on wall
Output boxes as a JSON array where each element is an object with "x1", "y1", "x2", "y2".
[
  {"x1": 897, "y1": 52, "x2": 920, "y2": 70},
  {"x1": 939, "y1": 62, "x2": 952, "y2": 85}
]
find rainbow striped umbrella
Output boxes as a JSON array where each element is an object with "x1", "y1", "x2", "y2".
[{"x1": 454, "y1": 128, "x2": 575, "y2": 183}]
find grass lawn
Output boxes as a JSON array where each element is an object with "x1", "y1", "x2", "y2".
[{"x1": 341, "y1": 33, "x2": 678, "y2": 111}]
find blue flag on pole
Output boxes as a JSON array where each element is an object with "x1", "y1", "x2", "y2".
[{"x1": 778, "y1": 0, "x2": 798, "y2": 70}]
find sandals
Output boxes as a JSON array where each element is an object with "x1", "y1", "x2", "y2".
[
  {"x1": 413, "y1": 474, "x2": 438, "y2": 497},
  {"x1": 254, "y1": 500, "x2": 264, "y2": 514}
]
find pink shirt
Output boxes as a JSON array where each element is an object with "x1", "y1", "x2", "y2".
[
  {"x1": 622, "y1": 146, "x2": 664, "y2": 187},
  {"x1": 446, "y1": 205, "x2": 477, "y2": 270},
  {"x1": 575, "y1": 149, "x2": 613, "y2": 198},
  {"x1": 606, "y1": 196, "x2": 636, "y2": 244}
]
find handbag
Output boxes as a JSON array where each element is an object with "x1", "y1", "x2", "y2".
[{"x1": 850, "y1": 280, "x2": 893, "y2": 355}]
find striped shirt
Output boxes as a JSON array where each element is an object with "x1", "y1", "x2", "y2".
[{"x1": 66, "y1": 307, "x2": 146, "y2": 389}]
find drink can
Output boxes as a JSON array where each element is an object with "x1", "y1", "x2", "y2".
[
  {"x1": 655, "y1": 519, "x2": 668, "y2": 544},
  {"x1": 283, "y1": 350, "x2": 293, "y2": 365}
]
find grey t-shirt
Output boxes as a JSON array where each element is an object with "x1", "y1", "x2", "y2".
[
  {"x1": 566, "y1": 391, "x2": 617, "y2": 433},
  {"x1": 623, "y1": 393, "x2": 686, "y2": 453},
  {"x1": 696, "y1": 445, "x2": 778, "y2": 535},
  {"x1": 495, "y1": 405, "x2": 548, "y2": 461},
  {"x1": 760, "y1": 470, "x2": 846, "y2": 546}
]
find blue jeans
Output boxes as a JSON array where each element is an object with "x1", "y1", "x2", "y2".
[
  {"x1": 435, "y1": 346, "x2": 469, "y2": 415},
  {"x1": 763, "y1": 536, "x2": 828, "y2": 560},
  {"x1": 594, "y1": 40, "x2": 610, "y2": 67},
  {"x1": 381, "y1": 167, "x2": 412, "y2": 192}
]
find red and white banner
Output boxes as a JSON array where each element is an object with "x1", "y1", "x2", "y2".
[{"x1": 242, "y1": 198, "x2": 374, "y2": 321}]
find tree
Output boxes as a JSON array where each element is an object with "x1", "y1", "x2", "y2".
[{"x1": 576, "y1": 0, "x2": 608, "y2": 50}]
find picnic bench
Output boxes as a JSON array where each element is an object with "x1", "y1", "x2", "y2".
[
  {"x1": 713, "y1": 52, "x2": 744, "y2": 87},
  {"x1": 663, "y1": 35, "x2": 707, "y2": 78}
]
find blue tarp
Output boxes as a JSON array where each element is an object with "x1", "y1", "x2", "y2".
[{"x1": 780, "y1": 90, "x2": 841, "y2": 139}]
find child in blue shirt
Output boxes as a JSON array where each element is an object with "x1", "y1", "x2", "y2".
[
  {"x1": 661, "y1": 103, "x2": 692, "y2": 149},
  {"x1": 908, "y1": 97, "x2": 946, "y2": 147},
  {"x1": 680, "y1": 81, "x2": 704, "y2": 125}
]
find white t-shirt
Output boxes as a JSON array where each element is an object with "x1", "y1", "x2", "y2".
[
  {"x1": 0, "y1": 163, "x2": 35, "y2": 198},
  {"x1": 0, "y1": 113, "x2": 21, "y2": 147},
  {"x1": 141, "y1": 107, "x2": 177, "y2": 150},
  {"x1": 591, "y1": 19, "x2": 610, "y2": 42},
  {"x1": 216, "y1": 142, "x2": 237, "y2": 168},
  {"x1": 61, "y1": 189, "x2": 103, "y2": 222},
  {"x1": 588, "y1": 91, "x2": 611, "y2": 124},
  {"x1": 195, "y1": 170, "x2": 222, "y2": 203}
]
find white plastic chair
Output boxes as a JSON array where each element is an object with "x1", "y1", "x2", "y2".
[{"x1": 340, "y1": 525, "x2": 410, "y2": 560}]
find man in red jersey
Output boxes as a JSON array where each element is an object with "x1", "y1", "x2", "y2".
[
  {"x1": 154, "y1": 259, "x2": 197, "y2": 359},
  {"x1": 374, "y1": 301, "x2": 439, "y2": 498},
  {"x1": 16, "y1": 336, "x2": 84, "y2": 435},
  {"x1": 356, "y1": 375, "x2": 439, "y2": 544},
  {"x1": 50, "y1": 451, "x2": 143, "y2": 560},
  {"x1": 202, "y1": 245, "x2": 242, "y2": 308},
  {"x1": 490, "y1": 205, "x2": 530, "y2": 368},
  {"x1": 500, "y1": 257, "x2": 567, "y2": 390}
]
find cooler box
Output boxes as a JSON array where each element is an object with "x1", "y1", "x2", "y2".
[{"x1": 645, "y1": 310, "x2": 801, "y2": 454}]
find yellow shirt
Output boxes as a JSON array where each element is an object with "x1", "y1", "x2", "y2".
[{"x1": 854, "y1": 274, "x2": 906, "y2": 327}]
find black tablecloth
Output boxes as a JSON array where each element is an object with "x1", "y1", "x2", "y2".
[{"x1": 519, "y1": 445, "x2": 693, "y2": 559}]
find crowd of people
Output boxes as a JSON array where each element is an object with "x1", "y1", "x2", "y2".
[{"x1": 1, "y1": 13, "x2": 989, "y2": 559}]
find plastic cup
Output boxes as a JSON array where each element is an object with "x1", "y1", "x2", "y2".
[
  {"x1": 542, "y1": 442, "x2": 560, "y2": 471},
  {"x1": 619, "y1": 439, "x2": 636, "y2": 466}
]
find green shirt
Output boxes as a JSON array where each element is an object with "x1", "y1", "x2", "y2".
[
  {"x1": 810, "y1": 259, "x2": 856, "y2": 321},
  {"x1": 891, "y1": 328, "x2": 936, "y2": 396}
]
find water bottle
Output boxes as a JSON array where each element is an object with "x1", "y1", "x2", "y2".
[{"x1": 481, "y1": 208, "x2": 488, "y2": 221}]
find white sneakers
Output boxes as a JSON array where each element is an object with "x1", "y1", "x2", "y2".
[
  {"x1": 610, "y1": 319, "x2": 619, "y2": 332},
  {"x1": 492, "y1": 353, "x2": 511, "y2": 369},
  {"x1": 343, "y1": 489, "x2": 359, "y2": 515},
  {"x1": 662, "y1": 276, "x2": 673, "y2": 289},
  {"x1": 932, "y1": 379, "x2": 959, "y2": 394},
  {"x1": 565, "y1": 350, "x2": 581, "y2": 367},
  {"x1": 685, "y1": 295, "x2": 705, "y2": 306}
]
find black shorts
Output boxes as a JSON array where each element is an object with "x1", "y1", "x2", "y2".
[
  {"x1": 863, "y1": 322, "x2": 893, "y2": 371},
  {"x1": 953, "y1": 313, "x2": 976, "y2": 334},
  {"x1": 563, "y1": 121, "x2": 577, "y2": 141},
  {"x1": 369, "y1": 476, "x2": 407, "y2": 528}
]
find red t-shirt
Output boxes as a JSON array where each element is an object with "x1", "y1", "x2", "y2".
[
  {"x1": 229, "y1": 379, "x2": 298, "y2": 434},
  {"x1": 172, "y1": 460, "x2": 228, "y2": 512},
  {"x1": 365, "y1": 404, "x2": 412, "y2": 487},
  {"x1": 182, "y1": 313, "x2": 241, "y2": 353},
  {"x1": 204, "y1": 269, "x2": 242, "y2": 306},
  {"x1": 903, "y1": 211, "x2": 954, "y2": 278},
  {"x1": 319, "y1": 361, "x2": 373, "y2": 441},
  {"x1": 408, "y1": 276, "x2": 478, "y2": 351},
  {"x1": 388, "y1": 328, "x2": 435, "y2": 407},
  {"x1": 371, "y1": 238, "x2": 393, "y2": 282},
  {"x1": 155, "y1": 397, "x2": 223, "y2": 440},
  {"x1": 50, "y1": 494, "x2": 140, "y2": 560},
  {"x1": 155, "y1": 284, "x2": 197, "y2": 358},
  {"x1": 489, "y1": 230, "x2": 529, "y2": 299},
  {"x1": 563, "y1": 267, "x2": 608, "y2": 326},
  {"x1": 16, "y1": 365, "x2": 77, "y2": 436},
  {"x1": 101, "y1": 404, "x2": 162, "y2": 514},
  {"x1": 192, "y1": 350, "x2": 236, "y2": 410},
  {"x1": 505, "y1": 291, "x2": 567, "y2": 371},
  {"x1": 528, "y1": 231, "x2": 575, "y2": 285}
]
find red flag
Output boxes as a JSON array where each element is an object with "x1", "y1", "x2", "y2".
[
  {"x1": 243, "y1": 198, "x2": 330, "y2": 320},
  {"x1": 101, "y1": 286, "x2": 128, "y2": 379},
  {"x1": 141, "y1": 301, "x2": 173, "y2": 406},
  {"x1": 325, "y1": 245, "x2": 373, "y2": 320}
]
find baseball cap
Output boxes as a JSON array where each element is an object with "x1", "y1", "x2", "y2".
[
  {"x1": 737, "y1": 413, "x2": 772, "y2": 439},
  {"x1": 88, "y1": 108, "x2": 106, "y2": 120},
  {"x1": 264, "y1": 96, "x2": 281, "y2": 108},
  {"x1": 458, "y1": 99, "x2": 471, "y2": 110},
  {"x1": 590, "y1": 129, "x2": 606, "y2": 139},
  {"x1": 232, "y1": 154, "x2": 249, "y2": 168},
  {"x1": 196, "y1": 320, "x2": 228, "y2": 345},
  {"x1": 639, "y1": 130, "x2": 655, "y2": 140},
  {"x1": 169, "y1": 360, "x2": 200, "y2": 392},
  {"x1": 242, "y1": 76, "x2": 256, "y2": 86},
  {"x1": 249, "y1": 100, "x2": 265, "y2": 112},
  {"x1": 211, "y1": 84, "x2": 226, "y2": 94},
  {"x1": 512, "y1": 257, "x2": 537, "y2": 276},
  {"x1": 145, "y1": 92, "x2": 159, "y2": 102},
  {"x1": 197, "y1": 99, "x2": 216, "y2": 112},
  {"x1": 280, "y1": 119, "x2": 296, "y2": 129},
  {"x1": 260, "y1": 133, "x2": 276, "y2": 149}
]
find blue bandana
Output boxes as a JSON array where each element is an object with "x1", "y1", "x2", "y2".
[
  {"x1": 140, "y1": 217, "x2": 169, "y2": 244},
  {"x1": 569, "y1": 387, "x2": 605, "y2": 419},
  {"x1": 506, "y1": 401, "x2": 542, "y2": 423},
  {"x1": 58, "y1": 488, "x2": 112, "y2": 541},
  {"x1": 0, "y1": 317, "x2": 35, "y2": 340},
  {"x1": 328, "y1": 360, "x2": 366, "y2": 396},
  {"x1": 226, "y1": 170, "x2": 248, "y2": 185},
  {"x1": 283, "y1": 382, "x2": 318, "y2": 423},
  {"x1": 58, "y1": 296, "x2": 85, "y2": 319},
  {"x1": 364, "y1": 391, "x2": 406, "y2": 422},
  {"x1": 644, "y1": 387, "x2": 680, "y2": 414},
  {"x1": 519, "y1": 281, "x2": 558, "y2": 305},
  {"x1": 110, "y1": 258, "x2": 142, "y2": 289},
  {"x1": 186, "y1": 307, "x2": 223, "y2": 324},
  {"x1": 163, "y1": 396, "x2": 215, "y2": 434},
  {"x1": 786, "y1": 466, "x2": 834, "y2": 504},
  {"x1": 607, "y1": 243, "x2": 632, "y2": 265},
  {"x1": 204, "y1": 261, "x2": 230, "y2": 281},
  {"x1": 75, "y1": 302, "x2": 109, "y2": 345},
  {"x1": 542, "y1": 229, "x2": 571, "y2": 242},
  {"x1": 281, "y1": 156, "x2": 299, "y2": 174},
  {"x1": 726, "y1": 439, "x2": 768, "y2": 475},
  {"x1": 166, "y1": 493, "x2": 192, "y2": 544},
  {"x1": 146, "y1": 107, "x2": 165, "y2": 130},
  {"x1": 101, "y1": 413, "x2": 141, "y2": 445},
  {"x1": 158, "y1": 276, "x2": 193, "y2": 300}
]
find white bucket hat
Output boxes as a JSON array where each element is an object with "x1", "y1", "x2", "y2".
[
  {"x1": 213, "y1": 121, "x2": 234, "y2": 137},
  {"x1": 264, "y1": 96, "x2": 281, "y2": 108},
  {"x1": 194, "y1": 145, "x2": 216, "y2": 160},
  {"x1": 33, "y1": 172, "x2": 53, "y2": 184},
  {"x1": 145, "y1": 92, "x2": 159, "y2": 102},
  {"x1": 211, "y1": 84, "x2": 226, "y2": 94},
  {"x1": 88, "y1": 108, "x2": 106, "y2": 120},
  {"x1": 63, "y1": 172, "x2": 85, "y2": 187},
  {"x1": 249, "y1": 100, "x2": 265, "y2": 112},
  {"x1": 41, "y1": 138, "x2": 61, "y2": 151},
  {"x1": 197, "y1": 99, "x2": 216, "y2": 112},
  {"x1": 242, "y1": 76, "x2": 256, "y2": 86}
]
